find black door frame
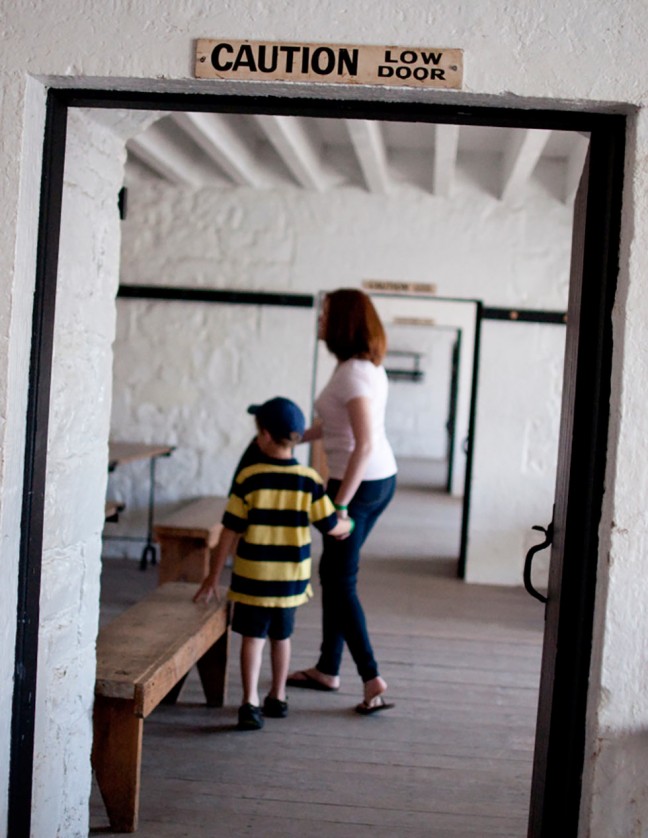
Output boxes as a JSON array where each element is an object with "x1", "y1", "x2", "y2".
[
  {"x1": 9, "y1": 85, "x2": 625, "y2": 837},
  {"x1": 445, "y1": 330, "x2": 461, "y2": 494}
]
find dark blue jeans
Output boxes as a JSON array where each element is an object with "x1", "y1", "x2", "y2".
[{"x1": 316, "y1": 474, "x2": 396, "y2": 682}]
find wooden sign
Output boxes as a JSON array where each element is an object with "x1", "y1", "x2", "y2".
[
  {"x1": 363, "y1": 280, "x2": 438, "y2": 295},
  {"x1": 393, "y1": 317, "x2": 437, "y2": 327},
  {"x1": 195, "y1": 39, "x2": 463, "y2": 89}
]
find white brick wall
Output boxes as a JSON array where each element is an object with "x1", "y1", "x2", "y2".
[{"x1": 31, "y1": 109, "x2": 127, "y2": 837}]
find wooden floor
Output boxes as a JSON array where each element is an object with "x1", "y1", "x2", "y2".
[{"x1": 91, "y1": 460, "x2": 544, "y2": 837}]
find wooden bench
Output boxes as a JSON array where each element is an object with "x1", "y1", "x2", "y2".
[
  {"x1": 153, "y1": 496, "x2": 228, "y2": 585},
  {"x1": 92, "y1": 581, "x2": 231, "y2": 833}
]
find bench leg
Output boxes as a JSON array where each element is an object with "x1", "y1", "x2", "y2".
[
  {"x1": 92, "y1": 695, "x2": 143, "y2": 833},
  {"x1": 196, "y1": 628, "x2": 230, "y2": 707},
  {"x1": 161, "y1": 673, "x2": 188, "y2": 705}
]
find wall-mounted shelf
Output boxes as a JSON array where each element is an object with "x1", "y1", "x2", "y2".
[{"x1": 385, "y1": 350, "x2": 424, "y2": 383}]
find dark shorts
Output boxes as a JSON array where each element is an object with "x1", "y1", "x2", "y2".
[{"x1": 231, "y1": 602, "x2": 296, "y2": 640}]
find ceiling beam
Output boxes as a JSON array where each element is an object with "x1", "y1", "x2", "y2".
[
  {"x1": 345, "y1": 119, "x2": 390, "y2": 194},
  {"x1": 500, "y1": 128, "x2": 552, "y2": 201},
  {"x1": 432, "y1": 124, "x2": 460, "y2": 197},
  {"x1": 127, "y1": 123, "x2": 203, "y2": 188},
  {"x1": 172, "y1": 112, "x2": 266, "y2": 188},
  {"x1": 564, "y1": 135, "x2": 590, "y2": 204},
  {"x1": 253, "y1": 114, "x2": 328, "y2": 191}
]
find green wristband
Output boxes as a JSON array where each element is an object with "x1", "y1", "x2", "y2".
[
  {"x1": 348, "y1": 517, "x2": 355, "y2": 533},
  {"x1": 334, "y1": 503, "x2": 348, "y2": 511}
]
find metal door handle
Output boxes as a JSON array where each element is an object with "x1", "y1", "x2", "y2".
[{"x1": 523, "y1": 522, "x2": 553, "y2": 604}]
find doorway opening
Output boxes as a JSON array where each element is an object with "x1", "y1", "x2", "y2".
[
  {"x1": 311, "y1": 291, "x2": 481, "y2": 579},
  {"x1": 11, "y1": 86, "x2": 624, "y2": 838}
]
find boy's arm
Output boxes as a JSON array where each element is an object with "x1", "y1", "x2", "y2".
[
  {"x1": 328, "y1": 515, "x2": 353, "y2": 539},
  {"x1": 311, "y1": 489, "x2": 354, "y2": 540},
  {"x1": 300, "y1": 418, "x2": 323, "y2": 443},
  {"x1": 193, "y1": 526, "x2": 239, "y2": 603}
]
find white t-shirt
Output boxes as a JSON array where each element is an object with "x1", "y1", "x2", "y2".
[{"x1": 314, "y1": 358, "x2": 397, "y2": 481}]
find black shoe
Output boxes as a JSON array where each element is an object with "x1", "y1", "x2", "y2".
[
  {"x1": 237, "y1": 703, "x2": 264, "y2": 730},
  {"x1": 263, "y1": 695, "x2": 288, "y2": 718}
]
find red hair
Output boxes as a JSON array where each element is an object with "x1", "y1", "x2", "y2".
[{"x1": 323, "y1": 289, "x2": 387, "y2": 365}]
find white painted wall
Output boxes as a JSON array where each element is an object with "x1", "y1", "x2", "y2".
[
  {"x1": 371, "y1": 295, "x2": 481, "y2": 496},
  {"x1": 29, "y1": 109, "x2": 127, "y2": 838},
  {"x1": 581, "y1": 107, "x2": 648, "y2": 838},
  {"x1": 0, "y1": 77, "x2": 47, "y2": 831},
  {"x1": 107, "y1": 298, "x2": 317, "y2": 538},
  {"x1": 383, "y1": 324, "x2": 456, "y2": 461},
  {"x1": 0, "y1": 3, "x2": 647, "y2": 836},
  {"x1": 466, "y1": 320, "x2": 565, "y2": 585},
  {"x1": 120, "y1": 148, "x2": 570, "y2": 309}
]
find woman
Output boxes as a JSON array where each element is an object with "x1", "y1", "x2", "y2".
[{"x1": 287, "y1": 288, "x2": 397, "y2": 713}]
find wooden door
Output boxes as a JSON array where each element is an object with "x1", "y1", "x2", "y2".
[
  {"x1": 527, "y1": 148, "x2": 590, "y2": 838},
  {"x1": 528, "y1": 125, "x2": 623, "y2": 836}
]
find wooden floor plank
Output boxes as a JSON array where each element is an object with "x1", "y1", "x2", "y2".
[{"x1": 92, "y1": 459, "x2": 544, "y2": 836}]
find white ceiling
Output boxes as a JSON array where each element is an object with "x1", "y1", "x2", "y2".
[{"x1": 126, "y1": 112, "x2": 589, "y2": 204}]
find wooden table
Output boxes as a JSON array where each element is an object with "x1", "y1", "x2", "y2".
[{"x1": 107, "y1": 441, "x2": 175, "y2": 569}]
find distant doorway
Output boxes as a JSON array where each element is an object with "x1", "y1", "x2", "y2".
[{"x1": 312, "y1": 292, "x2": 480, "y2": 577}]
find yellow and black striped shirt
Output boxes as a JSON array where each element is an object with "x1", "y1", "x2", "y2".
[{"x1": 223, "y1": 456, "x2": 337, "y2": 608}]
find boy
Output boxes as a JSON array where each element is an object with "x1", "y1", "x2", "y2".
[{"x1": 194, "y1": 397, "x2": 352, "y2": 731}]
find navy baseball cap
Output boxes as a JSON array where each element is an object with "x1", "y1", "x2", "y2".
[{"x1": 247, "y1": 397, "x2": 306, "y2": 440}]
